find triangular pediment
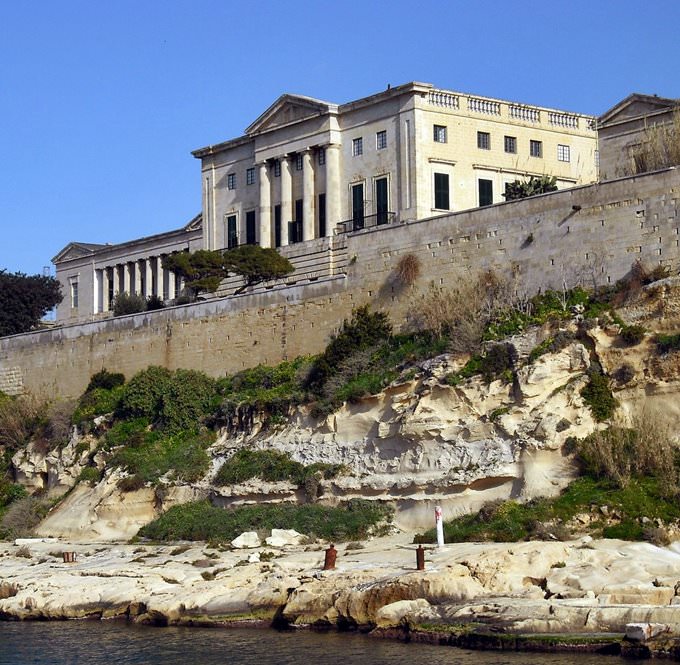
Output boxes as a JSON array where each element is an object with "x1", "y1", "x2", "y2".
[
  {"x1": 246, "y1": 94, "x2": 335, "y2": 135},
  {"x1": 52, "y1": 242, "x2": 108, "y2": 264},
  {"x1": 184, "y1": 213, "x2": 202, "y2": 232},
  {"x1": 599, "y1": 93, "x2": 678, "y2": 126}
]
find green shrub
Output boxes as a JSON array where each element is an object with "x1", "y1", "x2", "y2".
[
  {"x1": 528, "y1": 331, "x2": 575, "y2": 363},
  {"x1": 580, "y1": 368, "x2": 617, "y2": 422},
  {"x1": 215, "y1": 449, "x2": 342, "y2": 490},
  {"x1": 145, "y1": 295, "x2": 165, "y2": 311},
  {"x1": 103, "y1": 418, "x2": 155, "y2": 450},
  {"x1": 117, "y1": 474, "x2": 146, "y2": 492},
  {"x1": 656, "y1": 333, "x2": 680, "y2": 354},
  {"x1": 112, "y1": 292, "x2": 147, "y2": 316},
  {"x1": 85, "y1": 370, "x2": 125, "y2": 393},
  {"x1": 77, "y1": 466, "x2": 101, "y2": 485},
  {"x1": 445, "y1": 345, "x2": 515, "y2": 386},
  {"x1": 415, "y1": 474, "x2": 680, "y2": 545},
  {"x1": 72, "y1": 385, "x2": 125, "y2": 425},
  {"x1": 138, "y1": 499, "x2": 392, "y2": 542},
  {"x1": 117, "y1": 366, "x2": 173, "y2": 420},
  {"x1": 109, "y1": 430, "x2": 212, "y2": 484},
  {"x1": 305, "y1": 306, "x2": 392, "y2": 393},
  {"x1": 0, "y1": 481, "x2": 27, "y2": 508},
  {"x1": 159, "y1": 369, "x2": 217, "y2": 433},
  {"x1": 215, "y1": 449, "x2": 305, "y2": 485},
  {"x1": 620, "y1": 325, "x2": 646, "y2": 346}
]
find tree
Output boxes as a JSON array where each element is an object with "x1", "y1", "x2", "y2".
[
  {"x1": 162, "y1": 246, "x2": 294, "y2": 296},
  {"x1": 0, "y1": 270, "x2": 63, "y2": 337},
  {"x1": 503, "y1": 175, "x2": 558, "y2": 201}
]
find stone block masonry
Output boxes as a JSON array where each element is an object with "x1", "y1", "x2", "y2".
[{"x1": 2, "y1": 168, "x2": 679, "y2": 401}]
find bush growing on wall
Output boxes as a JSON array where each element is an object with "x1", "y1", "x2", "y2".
[
  {"x1": 112, "y1": 292, "x2": 148, "y2": 316},
  {"x1": 117, "y1": 366, "x2": 173, "y2": 421},
  {"x1": 304, "y1": 306, "x2": 392, "y2": 393}
]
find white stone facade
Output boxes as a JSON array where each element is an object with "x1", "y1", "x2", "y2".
[
  {"x1": 53, "y1": 216, "x2": 202, "y2": 323},
  {"x1": 194, "y1": 81, "x2": 599, "y2": 251},
  {"x1": 53, "y1": 81, "x2": 599, "y2": 324}
]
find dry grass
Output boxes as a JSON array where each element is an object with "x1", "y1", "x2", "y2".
[
  {"x1": 394, "y1": 253, "x2": 421, "y2": 286},
  {"x1": 626, "y1": 109, "x2": 680, "y2": 175},
  {"x1": 0, "y1": 394, "x2": 44, "y2": 452},
  {"x1": 0, "y1": 496, "x2": 50, "y2": 539},
  {"x1": 409, "y1": 270, "x2": 517, "y2": 353},
  {"x1": 576, "y1": 407, "x2": 678, "y2": 493}
]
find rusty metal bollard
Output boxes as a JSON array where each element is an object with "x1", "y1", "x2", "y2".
[
  {"x1": 323, "y1": 543, "x2": 337, "y2": 570},
  {"x1": 62, "y1": 552, "x2": 77, "y2": 563},
  {"x1": 416, "y1": 544, "x2": 425, "y2": 571}
]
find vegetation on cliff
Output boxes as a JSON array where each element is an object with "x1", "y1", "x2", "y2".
[
  {"x1": 2, "y1": 260, "x2": 680, "y2": 543},
  {"x1": 139, "y1": 499, "x2": 392, "y2": 542}
]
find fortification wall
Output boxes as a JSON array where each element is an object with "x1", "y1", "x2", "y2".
[{"x1": 2, "y1": 168, "x2": 679, "y2": 400}]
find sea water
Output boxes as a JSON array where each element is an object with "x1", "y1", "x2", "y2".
[{"x1": 0, "y1": 622, "x2": 648, "y2": 665}]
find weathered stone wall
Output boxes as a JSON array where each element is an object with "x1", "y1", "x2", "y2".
[{"x1": 2, "y1": 168, "x2": 679, "y2": 400}]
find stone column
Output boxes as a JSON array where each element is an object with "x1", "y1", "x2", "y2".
[
  {"x1": 132, "y1": 262, "x2": 142, "y2": 295},
  {"x1": 258, "y1": 162, "x2": 272, "y2": 248},
  {"x1": 112, "y1": 265, "x2": 121, "y2": 299},
  {"x1": 167, "y1": 268, "x2": 176, "y2": 301},
  {"x1": 302, "y1": 149, "x2": 314, "y2": 241},
  {"x1": 280, "y1": 155, "x2": 292, "y2": 246},
  {"x1": 102, "y1": 268, "x2": 110, "y2": 312},
  {"x1": 123, "y1": 262, "x2": 131, "y2": 294},
  {"x1": 325, "y1": 144, "x2": 341, "y2": 236},
  {"x1": 156, "y1": 257, "x2": 165, "y2": 299},
  {"x1": 145, "y1": 260, "x2": 153, "y2": 298}
]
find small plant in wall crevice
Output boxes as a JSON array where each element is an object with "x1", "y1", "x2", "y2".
[{"x1": 394, "y1": 253, "x2": 421, "y2": 286}]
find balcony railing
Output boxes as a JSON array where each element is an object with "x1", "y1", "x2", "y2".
[{"x1": 337, "y1": 212, "x2": 396, "y2": 234}]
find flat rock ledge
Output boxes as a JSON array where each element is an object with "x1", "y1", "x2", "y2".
[{"x1": 6, "y1": 536, "x2": 680, "y2": 659}]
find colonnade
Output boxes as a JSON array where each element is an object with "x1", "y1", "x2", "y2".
[
  {"x1": 255, "y1": 144, "x2": 341, "y2": 248},
  {"x1": 95, "y1": 255, "x2": 182, "y2": 313}
]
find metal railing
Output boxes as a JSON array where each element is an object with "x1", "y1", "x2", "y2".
[{"x1": 337, "y1": 211, "x2": 396, "y2": 234}]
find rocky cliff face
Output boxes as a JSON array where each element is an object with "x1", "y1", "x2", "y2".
[{"x1": 14, "y1": 279, "x2": 680, "y2": 541}]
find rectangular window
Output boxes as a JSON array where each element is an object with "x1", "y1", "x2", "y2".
[
  {"x1": 530, "y1": 140, "x2": 543, "y2": 158},
  {"x1": 376, "y1": 130, "x2": 387, "y2": 150},
  {"x1": 107, "y1": 268, "x2": 114, "y2": 309},
  {"x1": 318, "y1": 193, "x2": 326, "y2": 237},
  {"x1": 504, "y1": 136, "x2": 517, "y2": 153},
  {"x1": 291, "y1": 199, "x2": 303, "y2": 243},
  {"x1": 352, "y1": 183, "x2": 364, "y2": 230},
  {"x1": 70, "y1": 280, "x2": 79, "y2": 309},
  {"x1": 558, "y1": 144, "x2": 570, "y2": 162},
  {"x1": 478, "y1": 179, "x2": 493, "y2": 207},
  {"x1": 352, "y1": 137, "x2": 363, "y2": 156},
  {"x1": 295, "y1": 153, "x2": 303, "y2": 170},
  {"x1": 226, "y1": 214, "x2": 238, "y2": 248},
  {"x1": 433, "y1": 125, "x2": 447, "y2": 143},
  {"x1": 227, "y1": 173, "x2": 236, "y2": 189},
  {"x1": 375, "y1": 177, "x2": 389, "y2": 224},
  {"x1": 246, "y1": 210, "x2": 256, "y2": 245},
  {"x1": 477, "y1": 131, "x2": 490, "y2": 150},
  {"x1": 434, "y1": 173, "x2": 449, "y2": 210},
  {"x1": 318, "y1": 148, "x2": 326, "y2": 166},
  {"x1": 274, "y1": 205, "x2": 281, "y2": 248},
  {"x1": 246, "y1": 167, "x2": 255, "y2": 185},
  {"x1": 273, "y1": 160, "x2": 281, "y2": 177}
]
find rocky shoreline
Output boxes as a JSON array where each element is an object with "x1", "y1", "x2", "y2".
[{"x1": 4, "y1": 534, "x2": 680, "y2": 659}]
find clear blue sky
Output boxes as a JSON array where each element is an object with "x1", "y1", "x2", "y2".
[{"x1": 2, "y1": 0, "x2": 679, "y2": 276}]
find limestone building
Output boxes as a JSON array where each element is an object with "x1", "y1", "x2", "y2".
[
  {"x1": 52, "y1": 216, "x2": 202, "y2": 323},
  {"x1": 597, "y1": 93, "x2": 680, "y2": 179},
  {"x1": 195, "y1": 81, "x2": 598, "y2": 251},
  {"x1": 53, "y1": 81, "x2": 598, "y2": 324}
]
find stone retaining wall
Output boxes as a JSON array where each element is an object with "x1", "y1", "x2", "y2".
[{"x1": 2, "y1": 168, "x2": 679, "y2": 400}]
